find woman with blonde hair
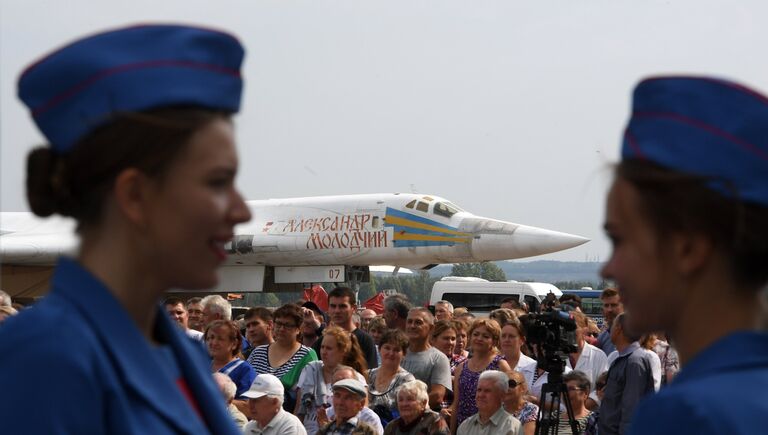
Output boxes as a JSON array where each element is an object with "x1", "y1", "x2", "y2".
[
  {"x1": 451, "y1": 318, "x2": 511, "y2": 430},
  {"x1": 295, "y1": 325, "x2": 368, "y2": 435},
  {"x1": 504, "y1": 371, "x2": 538, "y2": 435}
]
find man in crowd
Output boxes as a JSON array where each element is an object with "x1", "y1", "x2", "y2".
[
  {"x1": 566, "y1": 311, "x2": 609, "y2": 410},
  {"x1": 383, "y1": 294, "x2": 411, "y2": 332},
  {"x1": 164, "y1": 297, "x2": 204, "y2": 341},
  {"x1": 243, "y1": 307, "x2": 274, "y2": 359},
  {"x1": 322, "y1": 365, "x2": 384, "y2": 435},
  {"x1": 359, "y1": 308, "x2": 377, "y2": 332},
  {"x1": 457, "y1": 370, "x2": 523, "y2": 435},
  {"x1": 500, "y1": 297, "x2": 521, "y2": 310},
  {"x1": 400, "y1": 307, "x2": 452, "y2": 411},
  {"x1": 300, "y1": 301, "x2": 326, "y2": 347},
  {"x1": 186, "y1": 297, "x2": 205, "y2": 332},
  {"x1": 317, "y1": 379, "x2": 377, "y2": 435},
  {"x1": 434, "y1": 300, "x2": 454, "y2": 321},
  {"x1": 312, "y1": 287, "x2": 379, "y2": 369},
  {"x1": 242, "y1": 373, "x2": 307, "y2": 435},
  {"x1": 201, "y1": 295, "x2": 249, "y2": 351},
  {"x1": 596, "y1": 288, "x2": 623, "y2": 355},
  {"x1": 599, "y1": 313, "x2": 655, "y2": 435},
  {"x1": 212, "y1": 373, "x2": 248, "y2": 430}
]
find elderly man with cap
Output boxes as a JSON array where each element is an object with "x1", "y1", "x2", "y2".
[
  {"x1": 242, "y1": 374, "x2": 307, "y2": 435},
  {"x1": 317, "y1": 378, "x2": 377, "y2": 435},
  {"x1": 601, "y1": 76, "x2": 768, "y2": 435}
]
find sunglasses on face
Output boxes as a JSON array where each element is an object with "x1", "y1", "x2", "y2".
[{"x1": 508, "y1": 380, "x2": 522, "y2": 388}]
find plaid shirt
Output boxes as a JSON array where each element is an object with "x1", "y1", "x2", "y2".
[{"x1": 318, "y1": 417, "x2": 377, "y2": 435}]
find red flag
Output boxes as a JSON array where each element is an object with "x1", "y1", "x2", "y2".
[
  {"x1": 302, "y1": 284, "x2": 328, "y2": 312},
  {"x1": 362, "y1": 292, "x2": 386, "y2": 315}
]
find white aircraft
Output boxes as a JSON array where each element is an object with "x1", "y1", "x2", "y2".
[{"x1": 1, "y1": 193, "x2": 588, "y2": 298}]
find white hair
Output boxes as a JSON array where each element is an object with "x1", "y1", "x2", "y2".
[
  {"x1": 0, "y1": 290, "x2": 11, "y2": 307},
  {"x1": 396, "y1": 380, "x2": 429, "y2": 407},
  {"x1": 212, "y1": 372, "x2": 237, "y2": 402},
  {"x1": 201, "y1": 295, "x2": 232, "y2": 320},
  {"x1": 479, "y1": 370, "x2": 509, "y2": 394},
  {"x1": 436, "y1": 300, "x2": 454, "y2": 313}
]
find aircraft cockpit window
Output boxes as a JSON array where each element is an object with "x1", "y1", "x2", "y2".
[
  {"x1": 405, "y1": 200, "x2": 417, "y2": 209},
  {"x1": 416, "y1": 201, "x2": 429, "y2": 213},
  {"x1": 445, "y1": 201, "x2": 464, "y2": 212},
  {"x1": 434, "y1": 202, "x2": 459, "y2": 218}
]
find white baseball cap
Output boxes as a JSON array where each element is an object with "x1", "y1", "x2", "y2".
[{"x1": 242, "y1": 374, "x2": 284, "y2": 399}]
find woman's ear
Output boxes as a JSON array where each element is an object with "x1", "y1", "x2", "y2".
[
  {"x1": 669, "y1": 232, "x2": 715, "y2": 277},
  {"x1": 113, "y1": 168, "x2": 152, "y2": 229}
]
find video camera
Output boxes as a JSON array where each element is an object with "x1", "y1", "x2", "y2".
[{"x1": 520, "y1": 307, "x2": 578, "y2": 376}]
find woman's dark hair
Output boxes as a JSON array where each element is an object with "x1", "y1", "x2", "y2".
[
  {"x1": 272, "y1": 304, "x2": 303, "y2": 332},
  {"x1": 26, "y1": 107, "x2": 230, "y2": 231},
  {"x1": 617, "y1": 159, "x2": 768, "y2": 290},
  {"x1": 380, "y1": 329, "x2": 409, "y2": 354}
]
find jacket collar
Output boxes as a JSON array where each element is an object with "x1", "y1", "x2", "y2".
[{"x1": 51, "y1": 257, "x2": 236, "y2": 434}]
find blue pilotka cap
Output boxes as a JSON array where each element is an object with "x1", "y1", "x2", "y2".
[
  {"x1": 17, "y1": 24, "x2": 245, "y2": 153},
  {"x1": 622, "y1": 76, "x2": 768, "y2": 207}
]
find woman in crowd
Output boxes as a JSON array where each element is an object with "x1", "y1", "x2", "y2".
[
  {"x1": 383, "y1": 380, "x2": 449, "y2": 435},
  {"x1": 499, "y1": 319, "x2": 537, "y2": 390},
  {"x1": 296, "y1": 325, "x2": 368, "y2": 435},
  {"x1": 642, "y1": 333, "x2": 679, "y2": 386},
  {"x1": 247, "y1": 303, "x2": 317, "y2": 412},
  {"x1": 368, "y1": 329, "x2": 416, "y2": 426},
  {"x1": 206, "y1": 320, "x2": 256, "y2": 401},
  {"x1": 450, "y1": 319, "x2": 470, "y2": 371},
  {"x1": 503, "y1": 371, "x2": 538, "y2": 435},
  {"x1": 601, "y1": 76, "x2": 768, "y2": 434},
  {"x1": 451, "y1": 319, "x2": 511, "y2": 430},
  {"x1": 369, "y1": 316, "x2": 388, "y2": 347},
  {"x1": 558, "y1": 371, "x2": 593, "y2": 434},
  {"x1": 0, "y1": 24, "x2": 250, "y2": 434},
  {"x1": 368, "y1": 316, "x2": 388, "y2": 365},
  {"x1": 430, "y1": 320, "x2": 459, "y2": 367}
]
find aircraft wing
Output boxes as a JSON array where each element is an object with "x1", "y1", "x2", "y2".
[{"x1": 0, "y1": 213, "x2": 77, "y2": 265}]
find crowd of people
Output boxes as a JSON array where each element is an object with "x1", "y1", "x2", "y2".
[
  {"x1": 118, "y1": 285, "x2": 672, "y2": 435},
  {"x1": 1, "y1": 22, "x2": 767, "y2": 435}
]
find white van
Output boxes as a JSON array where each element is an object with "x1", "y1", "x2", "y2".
[{"x1": 430, "y1": 277, "x2": 563, "y2": 315}]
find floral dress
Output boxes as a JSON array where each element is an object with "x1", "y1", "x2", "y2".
[
  {"x1": 456, "y1": 354, "x2": 504, "y2": 426},
  {"x1": 511, "y1": 401, "x2": 539, "y2": 425}
]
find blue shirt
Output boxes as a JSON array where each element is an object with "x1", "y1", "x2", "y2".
[
  {"x1": 0, "y1": 258, "x2": 240, "y2": 435},
  {"x1": 629, "y1": 331, "x2": 768, "y2": 435}
]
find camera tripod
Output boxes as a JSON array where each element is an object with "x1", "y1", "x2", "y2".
[{"x1": 534, "y1": 371, "x2": 582, "y2": 435}]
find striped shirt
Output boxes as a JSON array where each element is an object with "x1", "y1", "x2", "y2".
[{"x1": 247, "y1": 344, "x2": 317, "y2": 387}]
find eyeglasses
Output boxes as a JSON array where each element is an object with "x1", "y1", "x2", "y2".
[
  {"x1": 596, "y1": 383, "x2": 607, "y2": 390},
  {"x1": 567, "y1": 386, "x2": 585, "y2": 392},
  {"x1": 274, "y1": 321, "x2": 298, "y2": 330},
  {"x1": 508, "y1": 380, "x2": 521, "y2": 388}
]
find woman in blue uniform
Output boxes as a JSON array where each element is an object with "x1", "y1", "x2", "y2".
[
  {"x1": 601, "y1": 76, "x2": 768, "y2": 434},
  {"x1": 0, "y1": 24, "x2": 251, "y2": 434}
]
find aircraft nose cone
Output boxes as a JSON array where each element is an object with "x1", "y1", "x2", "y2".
[{"x1": 471, "y1": 223, "x2": 589, "y2": 260}]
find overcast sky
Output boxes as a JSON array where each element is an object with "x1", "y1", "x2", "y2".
[{"x1": 2, "y1": 0, "x2": 766, "y2": 262}]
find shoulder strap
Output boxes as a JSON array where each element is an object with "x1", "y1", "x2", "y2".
[{"x1": 221, "y1": 359, "x2": 245, "y2": 376}]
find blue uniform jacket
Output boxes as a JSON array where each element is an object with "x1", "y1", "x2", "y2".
[
  {"x1": 629, "y1": 331, "x2": 768, "y2": 434},
  {"x1": 0, "y1": 258, "x2": 240, "y2": 435}
]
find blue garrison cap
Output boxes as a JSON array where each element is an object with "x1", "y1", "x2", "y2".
[
  {"x1": 17, "y1": 24, "x2": 244, "y2": 153},
  {"x1": 622, "y1": 76, "x2": 768, "y2": 206}
]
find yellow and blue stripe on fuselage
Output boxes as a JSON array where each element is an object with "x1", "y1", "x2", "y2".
[{"x1": 384, "y1": 207, "x2": 472, "y2": 247}]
